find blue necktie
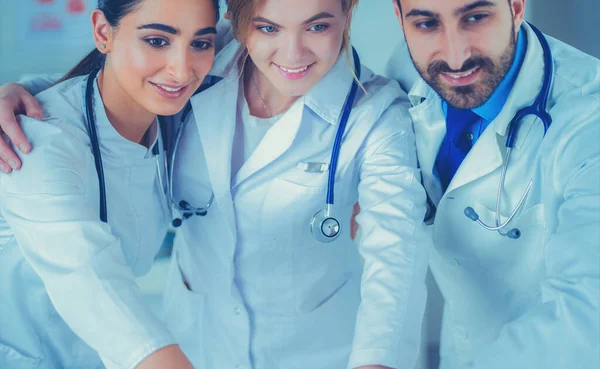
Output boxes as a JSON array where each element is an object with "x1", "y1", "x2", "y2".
[{"x1": 435, "y1": 107, "x2": 481, "y2": 191}]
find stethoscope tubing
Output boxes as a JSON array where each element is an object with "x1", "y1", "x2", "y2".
[{"x1": 465, "y1": 23, "x2": 553, "y2": 238}]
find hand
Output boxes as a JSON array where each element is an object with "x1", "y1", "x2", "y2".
[
  {"x1": 136, "y1": 344, "x2": 195, "y2": 369},
  {"x1": 350, "y1": 202, "x2": 361, "y2": 240},
  {"x1": 0, "y1": 83, "x2": 40, "y2": 173}
]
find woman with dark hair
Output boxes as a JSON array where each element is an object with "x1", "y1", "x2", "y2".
[{"x1": 0, "y1": 0, "x2": 218, "y2": 368}]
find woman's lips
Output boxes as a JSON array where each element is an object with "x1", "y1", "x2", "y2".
[
  {"x1": 150, "y1": 82, "x2": 190, "y2": 99},
  {"x1": 273, "y1": 62, "x2": 314, "y2": 80}
]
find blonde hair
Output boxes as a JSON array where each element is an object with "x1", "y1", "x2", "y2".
[
  {"x1": 228, "y1": 0, "x2": 363, "y2": 90},
  {"x1": 228, "y1": 0, "x2": 360, "y2": 60}
]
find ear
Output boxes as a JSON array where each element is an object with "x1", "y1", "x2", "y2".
[
  {"x1": 510, "y1": 0, "x2": 526, "y2": 32},
  {"x1": 91, "y1": 9, "x2": 113, "y2": 53},
  {"x1": 392, "y1": 0, "x2": 403, "y2": 29}
]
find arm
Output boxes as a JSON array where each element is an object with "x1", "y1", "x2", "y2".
[
  {"x1": 0, "y1": 75, "x2": 58, "y2": 172},
  {"x1": 348, "y1": 101, "x2": 430, "y2": 369},
  {"x1": 471, "y1": 100, "x2": 600, "y2": 369},
  {"x1": 0, "y1": 119, "x2": 190, "y2": 369}
]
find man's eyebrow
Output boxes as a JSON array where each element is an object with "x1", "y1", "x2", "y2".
[
  {"x1": 303, "y1": 12, "x2": 335, "y2": 25},
  {"x1": 251, "y1": 16, "x2": 282, "y2": 28},
  {"x1": 405, "y1": 9, "x2": 440, "y2": 19},
  {"x1": 455, "y1": 0, "x2": 496, "y2": 16}
]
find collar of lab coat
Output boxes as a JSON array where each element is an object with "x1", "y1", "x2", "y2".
[
  {"x1": 208, "y1": 39, "x2": 356, "y2": 126},
  {"x1": 86, "y1": 73, "x2": 159, "y2": 164},
  {"x1": 407, "y1": 22, "x2": 549, "y2": 200}
]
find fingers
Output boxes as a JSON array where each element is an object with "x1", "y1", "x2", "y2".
[
  {"x1": 0, "y1": 137, "x2": 20, "y2": 173},
  {"x1": 350, "y1": 202, "x2": 361, "y2": 240},
  {"x1": 19, "y1": 90, "x2": 43, "y2": 121},
  {"x1": 2, "y1": 109, "x2": 31, "y2": 155}
]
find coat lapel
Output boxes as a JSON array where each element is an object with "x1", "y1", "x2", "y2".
[
  {"x1": 189, "y1": 74, "x2": 238, "y2": 236},
  {"x1": 232, "y1": 99, "x2": 305, "y2": 187},
  {"x1": 409, "y1": 85, "x2": 447, "y2": 205}
]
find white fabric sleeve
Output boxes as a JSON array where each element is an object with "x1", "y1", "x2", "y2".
[
  {"x1": 348, "y1": 99, "x2": 431, "y2": 369},
  {"x1": 17, "y1": 74, "x2": 61, "y2": 96},
  {"x1": 0, "y1": 119, "x2": 176, "y2": 369}
]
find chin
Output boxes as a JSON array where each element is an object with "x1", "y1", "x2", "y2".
[{"x1": 148, "y1": 100, "x2": 189, "y2": 117}]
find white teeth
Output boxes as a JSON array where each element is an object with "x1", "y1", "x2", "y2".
[
  {"x1": 157, "y1": 84, "x2": 184, "y2": 92},
  {"x1": 445, "y1": 67, "x2": 479, "y2": 79},
  {"x1": 279, "y1": 65, "x2": 309, "y2": 73}
]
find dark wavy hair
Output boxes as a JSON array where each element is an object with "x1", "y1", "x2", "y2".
[{"x1": 58, "y1": 0, "x2": 220, "y2": 83}]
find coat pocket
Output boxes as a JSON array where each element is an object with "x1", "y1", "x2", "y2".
[{"x1": 162, "y1": 251, "x2": 206, "y2": 368}]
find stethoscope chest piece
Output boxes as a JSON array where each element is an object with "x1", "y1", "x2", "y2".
[{"x1": 310, "y1": 208, "x2": 341, "y2": 243}]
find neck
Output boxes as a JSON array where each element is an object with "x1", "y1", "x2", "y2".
[
  {"x1": 97, "y1": 67, "x2": 156, "y2": 147},
  {"x1": 243, "y1": 62, "x2": 299, "y2": 118}
]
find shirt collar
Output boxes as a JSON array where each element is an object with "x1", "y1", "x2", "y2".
[{"x1": 471, "y1": 27, "x2": 528, "y2": 121}]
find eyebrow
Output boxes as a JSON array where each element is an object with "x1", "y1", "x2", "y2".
[
  {"x1": 455, "y1": 0, "x2": 496, "y2": 16},
  {"x1": 405, "y1": 9, "x2": 439, "y2": 19},
  {"x1": 137, "y1": 23, "x2": 217, "y2": 36},
  {"x1": 405, "y1": 0, "x2": 496, "y2": 19},
  {"x1": 251, "y1": 17, "x2": 282, "y2": 28},
  {"x1": 252, "y1": 12, "x2": 336, "y2": 28},
  {"x1": 303, "y1": 12, "x2": 335, "y2": 25}
]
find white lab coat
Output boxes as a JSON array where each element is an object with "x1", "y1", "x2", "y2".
[
  {"x1": 163, "y1": 40, "x2": 431, "y2": 369},
  {"x1": 401, "y1": 22, "x2": 600, "y2": 369},
  {"x1": 0, "y1": 75, "x2": 175, "y2": 369}
]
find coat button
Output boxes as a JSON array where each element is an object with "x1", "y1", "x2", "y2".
[{"x1": 234, "y1": 306, "x2": 242, "y2": 315}]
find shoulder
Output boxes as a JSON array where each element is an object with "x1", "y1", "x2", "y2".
[
  {"x1": 548, "y1": 36, "x2": 600, "y2": 102},
  {"x1": 354, "y1": 66, "x2": 414, "y2": 143},
  {"x1": 1, "y1": 77, "x2": 93, "y2": 196}
]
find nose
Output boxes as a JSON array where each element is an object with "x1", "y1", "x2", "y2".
[
  {"x1": 166, "y1": 46, "x2": 193, "y2": 83},
  {"x1": 284, "y1": 33, "x2": 306, "y2": 65},
  {"x1": 441, "y1": 29, "x2": 472, "y2": 71}
]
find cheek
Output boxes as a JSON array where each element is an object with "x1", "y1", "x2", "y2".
[
  {"x1": 112, "y1": 43, "x2": 164, "y2": 82},
  {"x1": 191, "y1": 52, "x2": 215, "y2": 79}
]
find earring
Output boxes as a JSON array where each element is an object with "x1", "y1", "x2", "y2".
[{"x1": 99, "y1": 44, "x2": 106, "y2": 50}]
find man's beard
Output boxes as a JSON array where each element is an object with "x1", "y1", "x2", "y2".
[{"x1": 409, "y1": 26, "x2": 517, "y2": 109}]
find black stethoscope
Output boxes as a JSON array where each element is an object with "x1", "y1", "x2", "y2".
[
  {"x1": 463, "y1": 23, "x2": 553, "y2": 239},
  {"x1": 165, "y1": 49, "x2": 362, "y2": 243},
  {"x1": 84, "y1": 69, "x2": 171, "y2": 223}
]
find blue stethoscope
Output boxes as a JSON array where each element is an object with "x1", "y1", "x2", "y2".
[
  {"x1": 85, "y1": 49, "x2": 361, "y2": 244},
  {"x1": 463, "y1": 23, "x2": 553, "y2": 239}
]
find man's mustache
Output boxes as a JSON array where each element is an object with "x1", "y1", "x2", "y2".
[{"x1": 427, "y1": 57, "x2": 494, "y2": 76}]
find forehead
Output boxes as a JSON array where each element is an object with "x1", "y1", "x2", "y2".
[
  {"x1": 125, "y1": 0, "x2": 216, "y2": 24},
  {"x1": 254, "y1": 0, "x2": 345, "y2": 22},
  {"x1": 401, "y1": 0, "x2": 503, "y2": 16}
]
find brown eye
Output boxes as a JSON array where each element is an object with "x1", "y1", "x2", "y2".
[{"x1": 145, "y1": 38, "x2": 168, "y2": 48}]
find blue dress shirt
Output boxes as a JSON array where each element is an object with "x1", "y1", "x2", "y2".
[{"x1": 435, "y1": 27, "x2": 528, "y2": 191}]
